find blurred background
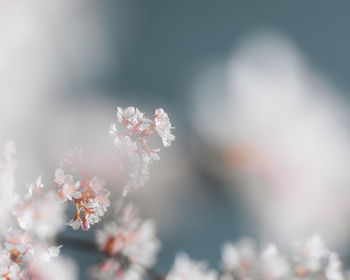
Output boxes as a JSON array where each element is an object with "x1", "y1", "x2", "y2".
[{"x1": 2, "y1": 0, "x2": 350, "y2": 278}]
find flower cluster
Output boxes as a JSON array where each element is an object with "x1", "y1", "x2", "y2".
[
  {"x1": 13, "y1": 176, "x2": 66, "y2": 240},
  {"x1": 220, "y1": 234, "x2": 345, "y2": 280},
  {"x1": 0, "y1": 106, "x2": 176, "y2": 279},
  {"x1": 109, "y1": 107, "x2": 175, "y2": 196},
  {"x1": 1, "y1": 105, "x2": 349, "y2": 280},
  {"x1": 55, "y1": 147, "x2": 111, "y2": 231},
  {"x1": 95, "y1": 204, "x2": 161, "y2": 280},
  {"x1": 0, "y1": 226, "x2": 65, "y2": 279},
  {"x1": 0, "y1": 159, "x2": 76, "y2": 280}
]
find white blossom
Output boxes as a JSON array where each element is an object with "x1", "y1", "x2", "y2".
[
  {"x1": 54, "y1": 149, "x2": 111, "y2": 231},
  {"x1": 3, "y1": 227, "x2": 34, "y2": 264},
  {"x1": 95, "y1": 204, "x2": 160, "y2": 279},
  {"x1": 221, "y1": 238, "x2": 257, "y2": 274},
  {"x1": 93, "y1": 259, "x2": 143, "y2": 280},
  {"x1": 26, "y1": 176, "x2": 44, "y2": 198},
  {"x1": 293, "y1": 233, "x2": 329, "y2": 273},
  {"x1": 109, "y1": 107, "x2": 175, "y2": 196},
  {"x1": 58, "y1": 176, "x2": 81, "y2": 201},
  {"x1": 220, "y1": 235, "x2": 345, "y2": 279},
  {"x1": 14, "y1": 191, "x2": 66, "y2": 240},
  {"x1": 166, "y1": 253, "x2": 217, "y2": 280},
  {"x1": 24, "y1": 253, "x2": 78, "y2": 280},
  {"x1": 67, "y1": 218, "x2": 81, "y2": 230},
  {"x1": 260, "y1": 244, "x2": 290, "y2": 278},
  {"x1": 326, "y1": 253, "x2": 344, "y2": 280},
  {"x1": 154, "y1": 108, "x2": 175, "y2": 147},
  {"x1": 0, "y1": 248, "x2": 20, "y2": 280}
]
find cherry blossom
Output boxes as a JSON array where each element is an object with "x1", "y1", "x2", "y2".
[
  {"x1": 95, "y1": 204, "x2": 161, "y2": 279},
  {"x1": 325, "y1": 253, "x2": 344, "y2": 280},
  {"x1": 154, "y1": 108, "x2": 175, "y2": 147},
  {"x1": 260, "y1": 244, "x2": 290, "y2": 279},
  {"x1": 109, "y1": 106, "x2": 174, "y2": 196},
  {"x1": 0, "y1": 248, "x2": 20, "y2": 280},
  {"x1": 0, "y1": 186, "x2": 74, "y2": 280},
  {"x1": 25, "y1": 176, "x2": 44, "y2": 198},
  {"x1": 21, "y1": 250, "x2": 78, "y2": 280},
  {"x1": 291, "y1": 234, "x2": 340, "y2": 278},
  {"x1": 64, "y1": 174, "x2": 110, "y2": 231},
  {"x1": 93, "y1": 259, "x2": 144, "y2": 280},
  {"x1": 166, "y1": 253, "x2": 218, "y2": 280},
  {"x1": 221, "y1": 238, "x2": 259, "y2": 279},
  {"x1": 220, "y1": 235, "x2": 345, "y2": 280},
  {"x1": 57, "y1": 174, "x2": 81, "y2": 202},
  {"x1": 3, "y1": 227, "x2": 34, "y2": 264},
  {"x1": 1, "y1": 106, "x2": 349, "y2": 280},
  {"x1": 13, "y1": 190, "x2": 66, "y2": 240},
  {"x1": 55, "y1": 149, "x2": 111, "y2": 231}
]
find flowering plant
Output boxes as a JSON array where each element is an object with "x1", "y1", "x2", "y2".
[{"x1": 0, "y1": 106, "x2": 347, "y2": 280}]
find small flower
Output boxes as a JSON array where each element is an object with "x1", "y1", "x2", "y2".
[
  {"x1": 0, "y1": 248, "x2": 20, "y2": 279},
  {"x1": 94, "y1": 259, "x2": 143, "y2": 280},
  {"x1": 221, "y1": 238, "x2": 257, "y2": 274},
  {"x1": 95, "y1": 188, "x2": 111, "y2": 209},
  {"x1": 3, "y1": 227, "x2": 33, "y2": 264},
  {"x1": 117, "y1": 107, "x2": 149, "y2": 131},
  {"x1": 46, "y1": 245, "x2": 63, "y2": 260},
  {"x1": 26, "y1": 175, "x2": 44, "y2": 197},
  {"x1": 67, "y1": 218, "x2": 81, "y2": 230},
  {"x1": 58, "y1": 176, "x2": 81, "y2": 201},
  {"x1": 293, "y1": 233, "x2": 329, "y2": 273},
  {"x1": 54, "y1": 168, "x2": 66, "y2": 185},
  {"x1": 25, "y1": 252, "x2": 78, "y2": 280},
  {"x1": 83, "y1": 200, "x2": 107, "y2": 229},
  {"x1": 326, "y1": 253, "x2": 344, "y2": 280},
  {"x1": 108, "y1": 123, "x2": 118, "y2": 137},
  {"x1": 221, "y1": 243, "x2": 240, "y2": 272},
  {"x1": 90, "y1": 176, "x2": 107, "y2": 194},
  {"x1": 14, "y1": 191, "x2": 66, "y2": 240},
  {"x1": 166, "y1": 253, "x2": 217, "y2": 280},
  {"x1": 154, "y1": 108, "x2": 175, "y2": 147},
  {"x1": 260, "y1": 244, "x2": 290, "y2": 278},
  {"x1": 59, "y1": 173, "x2": 110, "y2": 231},
  {"x1": 96, "y1": 204, "x2": 161, "y2": 278}
]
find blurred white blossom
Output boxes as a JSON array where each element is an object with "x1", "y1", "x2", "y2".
[
  {"x1": 166, "y1": 253, "x2": 218, "y2": 280},
  {"x1": 95, "y1": 204, "x2": 161, "y2": 280},
  {"x1": 0, "y1": 142, "x2": 17, "y2": 227},
  {"x1": 14, "y1": 190, "x2": 66, "y2": 240},
  {"x1": 220, "y1": 234, "x2": 344, "y2": 280},
  {"x1": 192, "y1": 31, "x2": 350, "y2": 244}
]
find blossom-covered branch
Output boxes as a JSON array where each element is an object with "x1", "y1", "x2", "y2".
[
  {"x1": 2, "y1": 106, "x2": 345, "y2": 280},
  {"x1": 0, "y1": 106, "x2": 175, "y2": 280}
]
